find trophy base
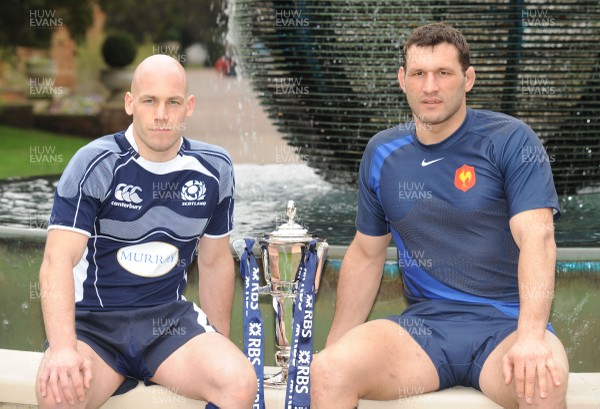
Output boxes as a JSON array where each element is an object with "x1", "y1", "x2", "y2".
[{"x1": 264, "y1": 369, "x2": 287, "y2": 389}]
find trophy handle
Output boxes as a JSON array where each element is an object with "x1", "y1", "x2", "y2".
[
  {"x1": 232, "y1": 239, "x2": 248, "y2": 259},
  {"x1": 316, "y1": 240, "x2": 329, "y2": 261},
  {"x1": 233, "y1": 239, "x2": 270, "y2": 295},
  {"x1": 314, "y1": 240, "x2": 329, "y2": 294}
]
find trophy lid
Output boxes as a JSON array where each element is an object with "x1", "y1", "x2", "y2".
[{"x1": 266, "y1": 200, "x2": 310, "y2": 242}]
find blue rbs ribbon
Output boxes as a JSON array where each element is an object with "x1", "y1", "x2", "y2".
[
  {"x1": 286, "y1": 240, "x2": 318, "y2": 409},
  {"x1": 239, "y1": 238, "x2": 265, "y2": 409}
]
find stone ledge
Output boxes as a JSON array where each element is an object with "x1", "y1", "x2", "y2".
[{"x1": 1, "y1": 349, "x2": 598, "y2": 408}]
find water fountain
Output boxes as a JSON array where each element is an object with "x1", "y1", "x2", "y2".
[{"x1": 228, "y1": 0, "x2": 600, "y2": 195}]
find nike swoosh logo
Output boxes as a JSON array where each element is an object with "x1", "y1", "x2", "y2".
[{"x1": 421, "y1": 158, "x2": 444, "y2": 167}]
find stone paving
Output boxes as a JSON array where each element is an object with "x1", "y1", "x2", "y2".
[{"x1": 183, "y1": 69, "x2": 290, "y2": 164}]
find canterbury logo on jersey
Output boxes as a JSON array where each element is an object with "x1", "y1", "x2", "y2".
[{"x1": 111, "y1": 183, "x2": 143, "y2": 210}]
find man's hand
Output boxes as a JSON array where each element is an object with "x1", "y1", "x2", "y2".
[
  {"x1": 502, "y1": 334, "x2": 562, "y2": 404},
  {"x1": 38, "y1": 346, "x2": 92, "y2": 405}
]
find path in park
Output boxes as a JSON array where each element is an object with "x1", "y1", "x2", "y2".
[{"x1": 183, "y1": 69, "x2": 289, "y2": 164}]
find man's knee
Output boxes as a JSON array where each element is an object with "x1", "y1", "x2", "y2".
[
  {"x1": 502, "y1": 361, "x2": 568, "y2": 409},
  {"x1": 309, "y1": 352, "x2": 326, "y2": 390},
  {"x1": 310, "y1": 348, "x2": 349, "y2": 393},
  {"x1": 310, "y1": 348, "x2": 363, "y2": 409},
  {"x1": 36, "y1": 388, "x2": 57, "y2": 409},
  {"x1": 204, "y1": 362, "x2": 257, "y2": 408},
  {"x1": 36, "y1": 389, "x2": 86, "y2": 409},
  {"x1": 238, "y1": 363, "x2": 259, "y2": 404},
  {"x1": 35, "y1": 364, "x2": 78, "y2": 409},
  {"x1": 219, "y1": 357, "x2": 258, "y2": 405},
  {"x1": 311, "y1": 350, "x2": 333, "y2": 381},
  {"x1": 511, "y1": 386, "x2": 567, "y2": 409},
  {"x1": 544, "y1": 379, "x2": 568, "y2": 409},
  {"x1": 518, "y1": 369, "x2": 568, "y2": 409},
  {"x1": 521, "y1": 334, "x2": 570, "y2": 409}
]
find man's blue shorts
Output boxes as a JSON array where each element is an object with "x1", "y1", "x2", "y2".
[
  {"x1": 385, "y1": 299, "x2": 520, "y2": 391},
  {"x1": 74, "y1": 300, "x2": 216, "y2": 395}
]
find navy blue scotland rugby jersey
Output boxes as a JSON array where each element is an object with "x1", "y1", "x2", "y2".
[
  {"x1": 357, "y1": 108, "x2": 559, "y2": 316},
  {"x1": 49, "y1": 125, "x2": 234, "y2": 311}
]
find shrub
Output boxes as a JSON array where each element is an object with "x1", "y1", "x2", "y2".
[{"x1": 101, "y1": 32, "x2": 137, "y2": 68}]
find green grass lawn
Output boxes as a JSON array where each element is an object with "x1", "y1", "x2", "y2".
[{"x1": 0, "y1": 125, "x2": 90, "y2": 179}]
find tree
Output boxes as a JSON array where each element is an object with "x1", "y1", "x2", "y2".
[
  {"x1": 98, "y1": 0, "x2": 228, "y2": 64},
  {"x1": 0, "y1": 0, "x2": 93, "y2": 50}
]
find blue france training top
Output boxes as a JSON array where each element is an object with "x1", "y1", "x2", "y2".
[
  {"x1": 357, "y1": 108, "x2": 560, "y2": 314},
  {"x1": 48, "y1": 125, "x2": 235, "y2": 311}
]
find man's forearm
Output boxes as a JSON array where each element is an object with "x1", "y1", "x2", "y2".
[
  {"x1": 40, "y1": 257, "x2": 77, "y2": 349},
  {"x1": 326, "y1": 239, "x2": 387, "y2": 345},
  {"x1": 198, "y1": 256, "x2": 235, "y2": 337},
  {"x1": 517, "y1": 231, "x2": 556, "y2": 338}
]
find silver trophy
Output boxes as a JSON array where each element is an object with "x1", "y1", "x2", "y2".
[{"x1": 233, "y1": 200, "x2": 328, "y2": 388}]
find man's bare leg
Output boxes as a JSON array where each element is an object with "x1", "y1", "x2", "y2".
[
  {"x1": 479, "y1": 330, "x2": 569, "y2": 409},
  {"x1": 150, "y1": 332, "x2": 257, "y2": 408},
  {"x1": 311, "y1": 319, "x2": 439, "y2": 408},
  {"x1": 36, "y1": 340, "x2": 125, "y2": 409}
]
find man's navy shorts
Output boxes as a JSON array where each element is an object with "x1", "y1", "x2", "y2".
[
  {"x1": 74, "y1": 300, "x2": 216, "y2": 395},
  {"x1": 386, "y1": 299, "x2": 523, "y2": 391}
]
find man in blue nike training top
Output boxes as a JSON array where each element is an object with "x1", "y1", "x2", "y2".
[{"x1": 311, "y1": 23, "x2": 568, "y2": 409}]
